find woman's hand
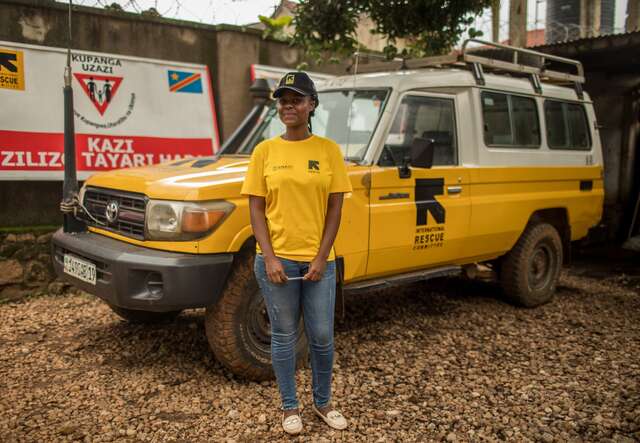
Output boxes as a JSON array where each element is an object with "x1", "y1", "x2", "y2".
[
  {"x1": 264, "y1": 255, "x2": 288, "y2": 284},
  {"x1": 303, "y1": 256, "x2": 327, "y2": 281}
]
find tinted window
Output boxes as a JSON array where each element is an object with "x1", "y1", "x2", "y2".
[
  {"x1": 482, "y1": 91, "x2": 540, "y2": 148},
  {"x1": 380, "y1": 95, "x2": 457, "y2": 167},
  {"x1": 512, "y1": 95, "x2": 541, "y2": 146},
  {"x1": 566, "y1": 103, "x2": 590, "y2": 149},
  {"x1": 544, "y1": 100, "x2": 591, "y2": 150},
  {"x1": 545, "y1": 100, "x2": 566, "y2": 147},
  {"x1": 482, "y1": 92, "x2": 512, "y2": 145}
]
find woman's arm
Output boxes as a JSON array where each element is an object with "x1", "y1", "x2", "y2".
[
  {"x1": 303, "y1": 192, "x2": 344, "y2": 281},
  {"x1": 248, "y1": 195, "x2": 288, "y2": 284}
]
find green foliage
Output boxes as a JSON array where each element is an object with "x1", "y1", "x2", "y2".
[
  {"x1": 292, "y1": 0, "x2": 493, "y2": 61},
  {"x1": 141, "y1": 7, "x2": 162, "y2": 18},
  {"x1": 291, "y1": 1, "x2": 360, "y2": 62},
  {"x1": 259, "y1": 15, "x2": 293, "y2": 41},
  {"x1": 104, "y1": 3, "x2": 124, "y2": 12}
]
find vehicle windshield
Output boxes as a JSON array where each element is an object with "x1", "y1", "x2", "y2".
[{"x1": 236, "y1": 89, "x2": 388, "y2": 161}]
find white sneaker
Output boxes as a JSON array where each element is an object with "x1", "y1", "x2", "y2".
[
  {"x1": 312, "y1": 404, "x2": 348, "y2": 430},
  {"x1": 282, "y1": 413, "x2": 303, "y2": 435}
]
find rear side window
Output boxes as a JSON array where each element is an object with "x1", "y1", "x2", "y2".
[
  {"x1": 544, "y1": 100, "x2": 591, "y2": 150},
  {"x1": 481, "y1": 92, "x2": 540, "y2": 148}
]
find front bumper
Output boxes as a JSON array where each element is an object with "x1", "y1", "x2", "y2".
[{"x1": 52, "y1": 229, "x2": 234, "y2": 312}]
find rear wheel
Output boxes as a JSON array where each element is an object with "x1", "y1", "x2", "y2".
[
  {"x1": 500, "y1": 223, "x2": 563, "y2": 307},
  {"x1": 205, "y1": 251, "x2": 308, "y2": 381},
  {"x1": 108, "y1": 305, "x2": 181, "y2": 323}
]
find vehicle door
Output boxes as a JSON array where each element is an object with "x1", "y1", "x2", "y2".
[{"x1": 367, "y1": 92, "x2": 471, "y2": 277}]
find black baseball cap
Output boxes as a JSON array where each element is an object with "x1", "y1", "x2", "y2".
[{"x1": 273, "y1": 71, "x2": 317, "y2": 98}]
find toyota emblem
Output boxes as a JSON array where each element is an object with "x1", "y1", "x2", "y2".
[{"x1": 105, "y1": 200, "x2": 119, "y2": 223}]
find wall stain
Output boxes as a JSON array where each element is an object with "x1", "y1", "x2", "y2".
[{"x1": 19, "y1": 13, "x2": 51, "y2": 43}]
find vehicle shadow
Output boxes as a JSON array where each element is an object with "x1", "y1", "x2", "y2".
[
  {"x1": 76, "y1": 276, "x2": 513, "y2": 376},
  {"x1": 338, "y1": 276, "x2": 507, "y2": 328},
  {"x1": 77, "y1": 310, "x2": 223, "y2": 375}
]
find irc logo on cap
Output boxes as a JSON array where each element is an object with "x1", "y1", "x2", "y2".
[{"x1": 285, "y1": 74, "x2": 295, "y2": 85}]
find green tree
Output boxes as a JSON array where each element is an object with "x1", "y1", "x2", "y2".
[{"x1": 292, "y1": 0, "x2": 492, "y2": 61}]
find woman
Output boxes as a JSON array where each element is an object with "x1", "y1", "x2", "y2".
[{"x1": 240, "y1": 71, "x2": 352, "y2": 435}]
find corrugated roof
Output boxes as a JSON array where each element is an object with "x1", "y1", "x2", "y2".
[
  {"x1": 531, "y1": 29, "x2": 640, "y2": 50},
  {"x1": 530, "y1": 30, "x2": 640, "y2": 72}
]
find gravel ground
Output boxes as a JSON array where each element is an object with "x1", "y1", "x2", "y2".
[{"x1": 1, "y1": 255, "x2": 639, "y2": 442}]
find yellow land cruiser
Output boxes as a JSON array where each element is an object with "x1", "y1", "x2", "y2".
[{"x1": 53, "y1": 41, "x2": 603, "y2": 380}]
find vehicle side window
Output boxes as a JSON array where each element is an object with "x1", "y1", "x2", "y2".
[
  {"x1": 481, "y1": 91, "x2": 540, "y2": 148},
  {"x1": 512, "y1": 95, "x2": 541, "y2": 146},
  {"x1": 380, "y1": 95, "x2": 457, "y2": 167},
  {"x1": 544, "y1": 100, "x2": 591, "y2": 150}
]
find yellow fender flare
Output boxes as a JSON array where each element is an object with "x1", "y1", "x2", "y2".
[{"x1": 227, "y1": 225, "x2": 254, "y2": 253}]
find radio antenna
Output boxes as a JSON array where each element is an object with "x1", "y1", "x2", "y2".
[{"x1": 61, "y1": 0, "x2": 85, "y2": 233}]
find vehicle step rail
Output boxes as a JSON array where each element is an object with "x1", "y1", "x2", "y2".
[{"x1": 343, "y1": 265, "x2": 461, "y2": 294}]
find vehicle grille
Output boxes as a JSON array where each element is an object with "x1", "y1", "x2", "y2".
[{"x1": 82, "y1": 187, "x2": 147, "y2": 240}]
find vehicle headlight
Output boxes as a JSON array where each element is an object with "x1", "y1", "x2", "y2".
[{"x1": 146, "y1": 199, "x2": 235, "y2": 241}]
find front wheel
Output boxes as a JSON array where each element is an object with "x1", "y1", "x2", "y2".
[
  {"x1": 205, "y1": 251, "x2": 308, "y2": 381},
  {"x1": 500, "y1": 223, "x2": 563, "y2": 307}
]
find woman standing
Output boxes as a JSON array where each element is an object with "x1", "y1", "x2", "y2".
[{"x1": 240, "y1": 71, "x2": 352, "y2": 435}]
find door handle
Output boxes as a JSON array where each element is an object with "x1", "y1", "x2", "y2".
[
  {"x1": 379, "y1": 192, "x2": 410, "y2": 200},
  {"x1": 447, "y1": 186, "x2": 462, "y2": 195}
]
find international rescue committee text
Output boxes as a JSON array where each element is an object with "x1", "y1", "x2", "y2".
[{"x1": 0, "y1": 136, "x2": 197, "y2": 170}]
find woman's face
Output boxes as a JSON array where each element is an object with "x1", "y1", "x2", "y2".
[{"x1": 276, "y1": 90, "x2": 315, "y2": 128}]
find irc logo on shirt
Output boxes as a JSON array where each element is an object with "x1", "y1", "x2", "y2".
[{"x1": 308, "y1": 160, "x2": 320, "y2": 173}]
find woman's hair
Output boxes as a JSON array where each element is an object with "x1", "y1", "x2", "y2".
[{"x1": 308, "y1": 94, "x2": 318, "y2": 133}]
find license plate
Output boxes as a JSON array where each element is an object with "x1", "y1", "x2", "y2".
[{"x1": 63, "y1": 254, "x2": 97, "y2": 285}]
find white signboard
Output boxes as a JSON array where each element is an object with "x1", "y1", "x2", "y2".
[{"x1": 0, "y1": 41, "x2": 220, "y2": 180}]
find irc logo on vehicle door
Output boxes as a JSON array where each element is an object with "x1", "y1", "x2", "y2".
[{"x1": 413, "y1": 178, "x2": 446, "y2": 250}]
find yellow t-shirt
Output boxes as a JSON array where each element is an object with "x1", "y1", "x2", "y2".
[{"x1": 240, "y1": 134, "x2": 353, "y2": 262}]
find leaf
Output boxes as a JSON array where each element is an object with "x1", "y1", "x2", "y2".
[
  {"x1": 291, "y1": 0, "x2": 494, "y2": 58},
  {"x1": 272, "y1": 16, "x2": 293, "y2": 27}
]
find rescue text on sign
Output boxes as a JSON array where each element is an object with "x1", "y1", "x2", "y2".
[{"x1": 0, "y1": 48, "x2": 25, "y2": 91}]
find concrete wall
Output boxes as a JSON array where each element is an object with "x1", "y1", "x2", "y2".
[
  {"x1": 537, "y1": 33, "x2": 640, "y2": 239},
  {"x1": 586, "y1": 73, "x2": 640, "y2": 238},
  {"x1": 586, "y1": 74, "x2": 639, "y2": 205},
  {"x1": 0, "y1": 0, "x2": 345, "y2": 226}
]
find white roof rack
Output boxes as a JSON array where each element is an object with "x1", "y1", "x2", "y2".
[{"x1": 355, "y1": 38, "x2": 586, "y2": 99}]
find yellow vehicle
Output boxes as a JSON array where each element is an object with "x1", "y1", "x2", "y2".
[{"x1": 53, "y1": 41, "x2": 603, "y2": 380}]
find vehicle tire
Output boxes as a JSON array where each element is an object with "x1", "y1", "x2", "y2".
[
  {"x1": 205, "y1": 251, "x2": 308, "y2": 381},
  {"x1": 500, "y1": 223, "x2": 563, "y2": 308},
  {"x1": 108, "y1": 305, "x2": 181, "y2": 323}
]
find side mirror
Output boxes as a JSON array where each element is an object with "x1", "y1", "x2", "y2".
[
  {"x1": 410, "y1": 137, "x2": 435, "y2": 169},
  {"x1": 397, "y1": 137, "x2": 435, "y2": 179},
  {"x1": 249, "y1": 78, "x2": 272, "y2": 104}
]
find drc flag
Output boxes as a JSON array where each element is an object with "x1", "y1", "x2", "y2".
[{"x1": 168, "y1": 70, "x2": 203, "y2": 94}]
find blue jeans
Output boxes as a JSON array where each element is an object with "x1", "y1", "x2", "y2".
[{"x1": 254, "y1": 253, "x2": 336, "y2": 411}]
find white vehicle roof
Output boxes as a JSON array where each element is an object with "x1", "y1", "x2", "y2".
[{"x1": 320, "y1": 68, "x2": 591, "y2": 103}]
